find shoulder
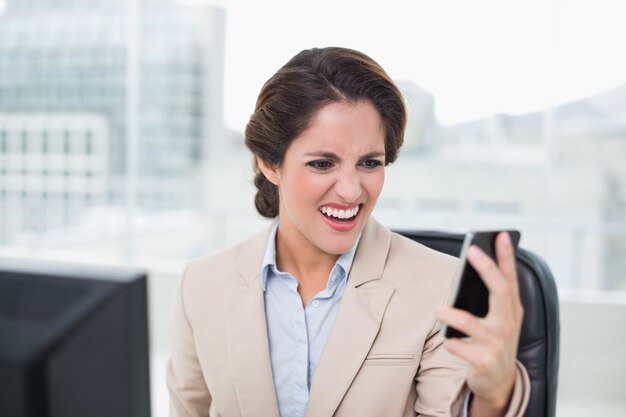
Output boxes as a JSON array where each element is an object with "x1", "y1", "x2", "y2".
[
  {"x1": 387, "y1": 231, "x2": 459, "y2": 293},
  {"x1": 180, "y1": 221, "x2": 274, "y2": 292},
  {"x1": 369, "y1": 222, "x2": 460, "y2": 304},
  {"x1": 388, "y1": 231, "x2": 459, "y2": 277},
  {"x1": 184, "y1": 241, "x2": 243, "y2": 279},
  {"x1": 361, "y1": 217, "x2": 459, "y2": 281}
]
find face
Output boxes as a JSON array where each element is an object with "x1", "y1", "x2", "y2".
[{"x1": 259, "y1": 100, "x2": 386, "y2": 256}]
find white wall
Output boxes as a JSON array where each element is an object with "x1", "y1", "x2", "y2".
[{"x1": 557, "y1": 294, "x2": 626, "y2": 416}]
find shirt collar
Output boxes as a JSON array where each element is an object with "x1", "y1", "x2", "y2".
[{"x1": 261, "y1": 220, "x2": 361, "y2": 291}]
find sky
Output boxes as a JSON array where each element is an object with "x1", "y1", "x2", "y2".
[{"x1": 198, "y1": 0, "x2": 626, "y2": 130}]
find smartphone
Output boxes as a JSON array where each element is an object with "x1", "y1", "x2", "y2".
[{"x1": 442, "y1": 230, "x2": 521, "y2": 338}]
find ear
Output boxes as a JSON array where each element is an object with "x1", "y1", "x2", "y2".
[{"x1": 257, "y1": 156, "x2": 280, "y2": 186}]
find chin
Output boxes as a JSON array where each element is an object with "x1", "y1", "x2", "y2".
[{"x1": 319, "y1": 231, "x2": 361, "y2": 256}]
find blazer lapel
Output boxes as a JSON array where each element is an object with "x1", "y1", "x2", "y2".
[
  {"x1": 305, "y1": 218, "x2": 395, "y2": 417},
  {"x1": 223, "y1": 221, "x2": 280, "y2": 417}
]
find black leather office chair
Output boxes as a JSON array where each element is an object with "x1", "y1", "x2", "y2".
[{"x1": 395, "y1": 230, "x2": 560, "y2": 417}]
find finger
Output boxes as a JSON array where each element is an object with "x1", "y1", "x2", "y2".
[
  {"x1": 466, "y1": 245, "x2": 507, "y2": 297},
  {"x1": 437, "y1": 307, "x2": 491, "y2": 341},
  {"x1": 495, "y1": 232, "x2": 519, "y2": 295},
  {"x1": 467, "y1": 246, "x2": 516, "y2": 316}
]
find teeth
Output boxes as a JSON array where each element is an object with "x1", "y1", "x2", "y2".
[{"x1": 319, "y1": 205, "x2": 360, "y2": 219}]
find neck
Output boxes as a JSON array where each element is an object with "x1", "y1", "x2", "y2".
[{"x1": 275, "y1": 223, "x2": 339, "y2": 283}]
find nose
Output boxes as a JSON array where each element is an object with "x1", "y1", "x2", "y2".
[{"x1": 334, "y1": 168, "x2": 362, "y2": 203}]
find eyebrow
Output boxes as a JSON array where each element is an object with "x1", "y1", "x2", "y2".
[{"x1": 304, "y1": 151, "x2": 385, "y2": 160}]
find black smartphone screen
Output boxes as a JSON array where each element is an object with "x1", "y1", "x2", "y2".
[{"x1": 444, "y1": 230, "x2": 521, "y2": 338}]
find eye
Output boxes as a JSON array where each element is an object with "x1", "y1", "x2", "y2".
[
  {"x1": 360, "y1": 159, "x2": 384, "y2": 169},
  {"x1": 306, "y1": 160, "x2": 333, "y2": 170}
]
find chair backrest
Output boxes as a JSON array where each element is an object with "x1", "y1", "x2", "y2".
[{"x1": 395, "y1": 230, "x2": 560, "y2": 417}]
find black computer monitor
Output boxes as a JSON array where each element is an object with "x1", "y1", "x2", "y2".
[{"x1": 0, "y1": 258, "x2": 151, "y2": 417}]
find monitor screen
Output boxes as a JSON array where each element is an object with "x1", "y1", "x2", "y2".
[{"x1": 0, "y1": 257, "x2": 151, "y2": 417}]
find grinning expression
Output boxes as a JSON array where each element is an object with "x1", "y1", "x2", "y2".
[{"x1": 259, "y1": 100, "x2": 386, "y2": 256}]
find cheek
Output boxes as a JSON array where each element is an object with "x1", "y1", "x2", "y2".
[
  {"x1": 364, "y1": 171, "x2": 385, "y2": 200},
  {"x1": 284, "y1": 169, "x2": 334, "y2": 203},
  {"x1": 298, "y1": 172, "x2": 335, "y2": 196}
]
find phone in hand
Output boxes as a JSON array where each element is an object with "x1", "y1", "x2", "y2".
[{"x1": 442, "y1": 230, "x2": 521, "y2": 338}]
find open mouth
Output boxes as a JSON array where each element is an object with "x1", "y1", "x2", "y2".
[{"x1": 319, "y1": 205, "x2": 360, "y2": 221}]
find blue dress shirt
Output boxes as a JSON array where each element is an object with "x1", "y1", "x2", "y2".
[{"x1": 261, "y1": 221, "x2": 359, "y2": 417}]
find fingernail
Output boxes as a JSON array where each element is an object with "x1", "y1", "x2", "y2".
[
  {"x1": 468, "y1": 245, "x2": 481, "y2": 258},
  {"x1": 502, "y1": 232, "x2": 511, "y2": 246}
]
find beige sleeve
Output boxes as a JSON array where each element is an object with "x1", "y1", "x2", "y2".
[
  {"x1": 447, "y1": 361, "x2": 531, "y2": 417},
  {"x1": 166, "y1": 266, "x2": 212, "y2": 417},
  {"x1": 415, "y1": 327, "x2": 530, "y2": 417},
  {"x1": 414, "y1": 327, "x2": 469, "y2": 417},
  {"x1": 501, "y1": 361, "x2": 531, "y2": 417}
]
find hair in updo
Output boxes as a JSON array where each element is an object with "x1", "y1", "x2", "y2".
[{"x1": 245, "y1": 47, "x2": 407, "y2": 218}]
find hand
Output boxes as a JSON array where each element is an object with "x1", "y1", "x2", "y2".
[{"x1": 437, "y1": 232, "x2": 524, "y2": 414}]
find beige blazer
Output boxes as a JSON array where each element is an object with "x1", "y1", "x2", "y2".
[{"x1": 166, "y1": 218, "x2": 530, "y2": 417}]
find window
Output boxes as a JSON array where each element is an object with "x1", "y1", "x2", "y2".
[
  {"x1": 0, "y1": 130, "x2": 6, "y2": 153},
  {"x1": 85, "y1": 130, "x2": 93, "y2": 155},
  {"x1": 21, "y1": 130, "x2": 27, "y2": 153},
  {"x1": 1, "y1": 4, "x2": 624, "y2": 416},
  {"x1": 63, "y1": 131, "x2": 71, "y2": 154},
  {"x1": 42, "y1": 130, "x2": 49, "y2": 153}
]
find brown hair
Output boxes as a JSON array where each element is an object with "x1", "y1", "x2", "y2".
[{"x1": 245, "y1": 46, "x2": 406, "y2": 218}]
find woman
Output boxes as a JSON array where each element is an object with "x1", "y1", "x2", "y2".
[{"x1": 166, "y1": 47, "x2": 529, "y2": 417}]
